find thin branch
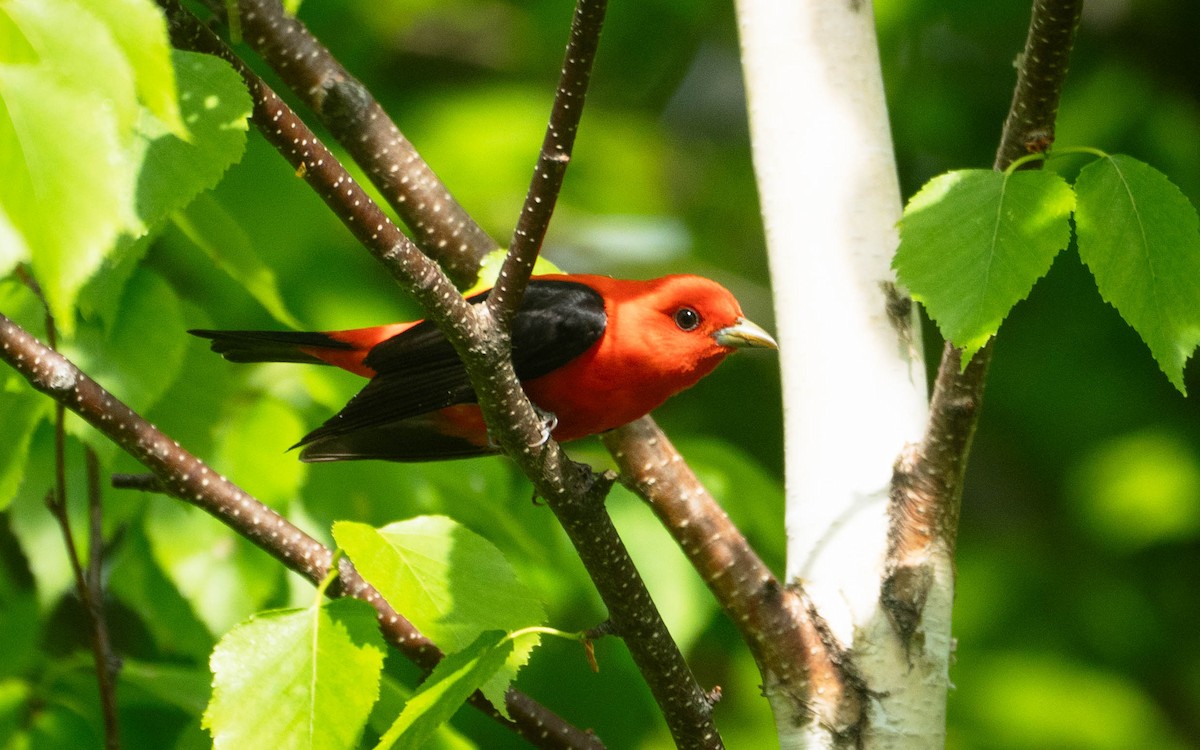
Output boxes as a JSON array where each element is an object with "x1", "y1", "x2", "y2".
[
  {"x1": 158, "y1": 1, "x2": 722, "y2": 743},
  {"x1": 18, "y1": 271, "x2": 123, "y2": 749},
  {"x1": 886, "y1": 0, "x2": 1084, "y2": 641},
  {"x1": 111, "y1": 473, "x2": 166, "y2": 492},
  {"x1": 0, "y1": 313, "x2": 600, "y2": 750},
  {"x1": 206, "y1": 0, "x2": 498, "y2": 286},
  {"x1": 83, "y1": 448, "x2": 122, "y2": 750},
  {"x1": 485, "y1": 0, "x2": 607, "y2": 328}
]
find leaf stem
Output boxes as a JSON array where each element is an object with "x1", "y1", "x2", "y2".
[{"x1": 315, "y1": 549, "x2": 344, "y2": 599}]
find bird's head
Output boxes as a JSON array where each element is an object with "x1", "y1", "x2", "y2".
[{"x1": 589, "y1": 274, "x2": 776, "y2": 380}]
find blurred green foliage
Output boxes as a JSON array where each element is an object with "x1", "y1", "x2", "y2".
[{"x1": 2, "y1": 0, "x2": 1200, "y2": 747}]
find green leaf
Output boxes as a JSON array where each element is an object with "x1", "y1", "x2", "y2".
[
  {"x1": 77, "y1": 50, "x2": 250, "y2": 330},
  {"x1": 1074, "y1": 155, "x2": 1200, "y2": 392},
  {"x1": 63, "y1": 268, "x2": 187, "y2": 427},
  {"x1": 466, "y1": 249, "x2": 565, "y2": 295},
  {"x1": 204, "y1": 598, "x2": 385, "y2": 750},
  {"x1": 0, "y1": 279, "x2": 51, "y2": 512},
  {"x1": 80, "y1": 0, "x2": 186, "y2": 137},
  {"x1": 213, "y1": 395, "x2": 307, "y2": 509},
  {"x1": 146, "y1": 502, "x2": 285, "y2": 636},
  {"x1": 0, "y1": 522, "x2": 39, "y2": 679},
  {"x1": 0, "y1": 0, "x2": 138, "y2": 331},
  {"x1": 108, "y1": 521, "x2": 215, "y2": 661},
  {"x1": 173, "y1": 193, "x2": 303, "y2": 329},
  {"x1": 375, "y1": 631, "x2": 513, "y2": 750},
  {"x1": 120, "y1": 659, "x2": 213, "y2": 716},
  {"x1": 130, "y1": 50, "x2": 251, "y2": 231},
  {"x1": 0, "y1": 679, "x2": 32, "y2": 744},
  {"x1": 894, "y1": 168, "x2": 1076, "y2": 362},
  {"x1": 0, "y1": 3, "x2": 246, "y2": 332},
  {"x1": 0, "y1": 389, "x2": 49, "y2": 513},
  {"x1": 334, "y1": 517, "x2": 546, "y2": 712}
]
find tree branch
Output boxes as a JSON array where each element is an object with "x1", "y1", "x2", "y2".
[
  {"x1": 0, "y1": 313, "x2": 599, "y2": 750},
  {"x1": 485, "y1": 0, "x2": 607, "y2": 327},
  {"x1": 887, "y1": 0, "x2": 1084, "y2": 636},
  {"x1": 603, "y1": 419, "x2": 864, "y2": 735},
  {"x1": 158, "y1": 1, "x2": 722, "y2": 744}
]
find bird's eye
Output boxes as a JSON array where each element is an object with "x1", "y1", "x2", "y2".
[{"x1": 673, "y1": 307, "x2": 701, "y2": 331}]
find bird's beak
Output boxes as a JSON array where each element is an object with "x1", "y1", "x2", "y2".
[{"x1": 713, "y1": 317, "x2": 778, "y2": 350}]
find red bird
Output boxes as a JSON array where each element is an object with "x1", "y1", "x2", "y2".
[{"x1": 192, "y1": 274, "x2": 776, "y2": 462}]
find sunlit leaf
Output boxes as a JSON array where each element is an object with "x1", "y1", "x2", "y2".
[
  {"x1": 80, "y1": 0, "x2": 186, "y2": 137},
  {"x1": 131, "y1": 50, "x2": 250, "y2": 230},
  {"x1": 0, "y1": 0, "x2": 138, "y2": 331},
  {"x1": 0, "y1": 279, "x2": 50, "y2": 512},
  {"x1": 204, "y1": 598, "x2": 385, "y2": 750},
  {"x1": 1074, "y1": 154, "x2": 1200, "y2": 392},
  {"x1": 466, "y1": 248, "x2": 565, "y2": 295},
  {"x1": 334, "y1": 517, "x2": 545, "y2": 712},
  {"x1": 894, "y1": 168, "x2": 1075, "y2": 362}
]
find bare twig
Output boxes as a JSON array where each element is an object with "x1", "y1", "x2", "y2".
[
  {"x1": 111, "y1": 473, "x2": 166, "y2": 493},
  {"x1": 485, "y1": 0, "x2": 607, "y2": 327},
  {"x1": 84, "y1": 448, "x2": 121, "y2": 750},
  {"x1": 17, "y1": 271, "x2": 123, "y2": 749},
  {"x1": 207, "y1": 0, "x2": 498, "y2": 286},
  {"x1": 886, "y1": 0, "x2": 1084, "y2": 640},
  {"x1": 0, "y1": 313, "x2": 601, "y2": 750}
]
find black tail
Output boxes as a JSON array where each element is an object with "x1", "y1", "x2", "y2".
[{"x1": 189, "y1": 329, "x2": 354, "y2": 365}]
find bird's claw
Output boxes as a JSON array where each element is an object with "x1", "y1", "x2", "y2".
[{"x1": 530, "y1": 407, "x2": 559, "y2": 448}]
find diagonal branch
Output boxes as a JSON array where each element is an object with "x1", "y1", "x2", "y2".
[
  {"x1": 485, "y1": 0, "x2": 607, "y2": 328},
  {"x1": 0, "y1": 312, "x2": 601, "y2": 750},
  {"x1": 159, "y1": 1, "x2": 722, "y2": 744},
  {"x1": 603, "y1": 419, "x2": 861, "y2": 731}
]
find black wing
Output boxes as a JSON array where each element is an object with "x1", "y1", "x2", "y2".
[{"x1": 295, "y1": 279, "x2": 607, "y2": 456}]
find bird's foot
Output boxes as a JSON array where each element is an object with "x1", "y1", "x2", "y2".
[{"x1": 530, "y1": 406, "x2": 559, "y2": 448}]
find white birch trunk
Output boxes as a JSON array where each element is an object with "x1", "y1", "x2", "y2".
[{"x1": 735, "y1": 0, "x2": 950, "y2": 745}]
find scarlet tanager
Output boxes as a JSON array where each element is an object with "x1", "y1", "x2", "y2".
[{"x1": 191, "y1": 274, "x2": 776, "y2": 462}]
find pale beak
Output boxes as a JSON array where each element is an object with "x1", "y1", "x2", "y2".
[{"x1": 713, "y1": 317, "x2": 778, "y2": 350}]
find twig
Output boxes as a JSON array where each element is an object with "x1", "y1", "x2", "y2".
[
  {"x1": 18, "y1": 270, "x2": 122, "y2": 749},
  {"x1": 886, "y1": 0, "x2": 1084, "y2": 640},
  {"x1": 485, "y1": 0, "x2": 607, "y2": 327},
  {"x1": 111, "y1": 473, "x2": 166, "y2": 493},
  {"x1": 205, "y1": 0, "x2": 498, "y2": 286},
  {"x1": 85, "y1": 448, "x2": 121, "y2": 750},
  {"x1": 0, "y1": 313, "x2": 601, "y2": 750},
  {"x1": 159, "y1": 1, "x2": 723, "y2": 744}
]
